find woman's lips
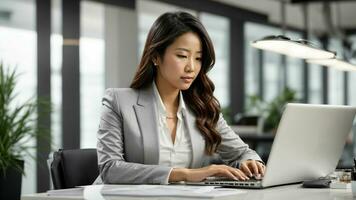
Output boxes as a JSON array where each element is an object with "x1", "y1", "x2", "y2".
[{"x1": 181, "y1": 76, "x2": 194, "y2": 83}]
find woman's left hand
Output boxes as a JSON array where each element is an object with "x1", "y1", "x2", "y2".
[{"x1": 239, "y1": 160, "x2": 265, "y2": 178}]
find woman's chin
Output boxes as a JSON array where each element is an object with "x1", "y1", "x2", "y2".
[{"x1": 178, "y1": 83, "x2": 193, "y2": 90}]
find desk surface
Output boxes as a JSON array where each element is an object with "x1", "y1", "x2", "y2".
[{"x1": 21, "y1": 184, "x2": 354, "y2": 200}]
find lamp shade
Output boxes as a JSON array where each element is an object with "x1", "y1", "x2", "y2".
[
  {"x1": 307, "y1": 58, "x2": 356, "y2": 71},
  {"x1": 251, "y1": 35, "x2": 336, "y2": 59}
]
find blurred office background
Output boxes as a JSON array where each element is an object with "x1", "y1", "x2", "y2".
[{"x1": 1, "y1": 0, "x2": 356, "y2": 194}]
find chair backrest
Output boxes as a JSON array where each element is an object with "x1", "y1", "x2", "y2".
[{"x1": 50, "y1": 148, "x2": 99, "y2": 189}]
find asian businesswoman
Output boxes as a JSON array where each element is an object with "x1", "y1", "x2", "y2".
[{"x1": 95, "y1": 11, "x2": 265, "y2": 185}]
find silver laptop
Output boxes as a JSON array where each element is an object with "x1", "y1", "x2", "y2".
[{"x1": 196, "y1": 103, "x2": 356, "y2": 188}]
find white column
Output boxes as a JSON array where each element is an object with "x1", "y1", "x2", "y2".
[{"x1": 104, "y1": 6, "x2": 138, "y2": 88}]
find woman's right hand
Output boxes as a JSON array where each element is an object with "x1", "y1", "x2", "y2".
[{"x1": 169, "y1": 164, "x2": 250, "y2": 183}]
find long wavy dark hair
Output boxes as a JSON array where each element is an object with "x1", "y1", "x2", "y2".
[{"x1": 130, "y1": 11, "x2": 221, "y2": 155}]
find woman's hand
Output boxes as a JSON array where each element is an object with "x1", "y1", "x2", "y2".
[
  {"x1": 239, "y1": 160, "x2": 265, "y2": 178},
  {"x1": 169, "y1": 164, "x2": 250, "y2": 183}
]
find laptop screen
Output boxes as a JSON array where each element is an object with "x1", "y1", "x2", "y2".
[{"x1": 261, "y1": 103, "x2": 356, "y2": 187}]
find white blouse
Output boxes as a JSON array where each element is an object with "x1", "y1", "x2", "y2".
[{"x1": 152, "y1": 82, "x2": 193, "y2": 169}]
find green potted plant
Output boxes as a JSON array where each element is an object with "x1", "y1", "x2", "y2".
[
  {"x1": 246, "y1": 87, "x2": 298, "y2": 133},
  {"x1": 0, "y1": 63, "x2": 50, "y2": 200}
]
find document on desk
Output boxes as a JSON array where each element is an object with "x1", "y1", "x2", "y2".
[
  {"x1": 47, "y1": 187, "x2": 84, "y2": 196},
  {"x1": 101, "y1": 185, "x2": 246, "y2": 198}
]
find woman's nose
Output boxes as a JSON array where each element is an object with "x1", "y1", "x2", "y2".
[{"x1": 185, "y1": 59, "x2": 195, "y2": 72}]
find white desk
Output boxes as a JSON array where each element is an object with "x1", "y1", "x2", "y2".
[{"x1": 21, "y1": 184, "x2": 354, "y2": 200}]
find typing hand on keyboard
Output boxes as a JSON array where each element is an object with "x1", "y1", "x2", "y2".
[
  {"x1": 206, "y1": 174, "x2": 262, "y2": 182},
  {"x1": 239, "y1": 160, "x2": 265, "y2": 178},
  {"x1": 172, "y1": 164, "x2": 250, "y2": 182}
]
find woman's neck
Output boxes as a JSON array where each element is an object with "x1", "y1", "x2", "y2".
[{"x1": 154, "y1": 79, "x2": 179, "y2": 111}]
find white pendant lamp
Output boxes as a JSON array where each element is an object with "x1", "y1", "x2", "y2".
[
  {"x1": 251, "y1": 35, "x2": 336, "y2": 59},
  {"x1": 307, "y1": 58, "x2": 356, "y2": 71}
]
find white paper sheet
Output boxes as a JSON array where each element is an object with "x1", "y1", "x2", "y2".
[
  {"x1": 46, "y1": 187, "x2": 84, "y2": 196},
  {"x1": 100, "y1": 185, "x2": 246, "y2": 198}
]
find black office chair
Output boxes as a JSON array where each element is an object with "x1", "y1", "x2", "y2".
[{"x1": 50, "y1": 148, "x2": 99, "y2": 189}]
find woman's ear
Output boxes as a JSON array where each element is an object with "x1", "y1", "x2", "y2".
[
  {"x1": 152, "y1": 54, "x2": 161, "y2": 66},
  {"x1": 152, "y1": 58, "x2": 158, "y2": 66}
]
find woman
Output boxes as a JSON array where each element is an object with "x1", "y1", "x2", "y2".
[{"x1": 97, "y1": 11, "x2": 265, "y2": 184}]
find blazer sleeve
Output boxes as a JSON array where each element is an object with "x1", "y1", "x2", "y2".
[
  {"x1": 215, "y1": 113, "x2": 263, "y2": 168},
  {"x1": 97, "y1": 89, "x2": 172, "y2": 184}
]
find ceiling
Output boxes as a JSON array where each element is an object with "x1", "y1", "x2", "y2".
[
  {"x1": 2, "y1": 0, "x2": 356, "y2": 37},
  {"x1": 214, "y1": 0, "x2": 356, "y2": 34}
]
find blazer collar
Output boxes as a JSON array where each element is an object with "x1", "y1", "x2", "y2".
[
  {"x1": 134, "y1": 84, "x2": 160, "y2": 164},
  {"x1": 136, "y1": 85, "x2": 154, "y2": 106}
]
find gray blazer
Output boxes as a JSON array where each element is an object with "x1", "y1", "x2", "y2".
[{"x1": 96, "y1": 84, "x2": 262, "y2": 184}]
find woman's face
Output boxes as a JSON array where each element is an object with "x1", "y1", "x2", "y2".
[{"x1": 155, "y1": 32, "x2": 202, "y2": 91}]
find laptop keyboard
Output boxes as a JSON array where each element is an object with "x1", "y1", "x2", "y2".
[
  {"x1": 204, "y1": 176, "x2": 262, "y2": 187},
  {"x1": 206, "y1": 176, "x2": 261, "y2": 181}
]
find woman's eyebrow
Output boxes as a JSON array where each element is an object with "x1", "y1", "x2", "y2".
[{"x1": 175, "y1": 48, "x2": 202, "y2": 54}]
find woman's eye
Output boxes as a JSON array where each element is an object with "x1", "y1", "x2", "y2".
[
  {"x1": 196, "y1": 57, "x2": 202, "y2": 61},
  {"x1": 177, "y1": 55, "x2": 187, "y2": 59}
]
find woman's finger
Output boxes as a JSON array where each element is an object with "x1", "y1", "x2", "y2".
[
  {"x1": 256, "y1": 162, "x2": 265, "y2": 176},
  {"x1": 248, "y1": 160, "x2": 259, "y2": 175},
  {"x1": 232, "y1": 169, "x2": 249, "y2": 180},
  {"x1": 217, "y1": 168, "x2": 239, "y2": 180},
  {"x1": 240, "y1": 162, "x2": 253, "y2": 177},
  {"x1": 213, "y1": 165, "x2": 248, "y2": 181},
  {"x1": 227, "y1": 165, "x2": 249, "y2": 180}
]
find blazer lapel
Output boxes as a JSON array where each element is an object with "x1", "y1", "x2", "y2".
[
  {"x1": 183, "y1": 109, "x2": 205, "y2": 168},
  {"x1": 133, "y1": 86, "x2": 159, "y2": 165}
]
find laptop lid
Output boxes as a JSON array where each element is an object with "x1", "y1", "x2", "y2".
[{"x1": 262, "y1": 103, "x2": 356, "y2": 187}]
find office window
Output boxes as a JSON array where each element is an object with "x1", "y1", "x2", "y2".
[
  {"x1": 245, "y1": 22, "x2": 263, "y2": 99},
  {"x1": 50, "y1": 34, "x2": 62, "y2": 149},
  {"x1": 285, "y1": 32, "x2": 303, "y2": 99},
  {"x1": 245, "y1": 23, "x2": 280, "y2": 102},
  {"x1": 200, "y1": 13, "x2": 230, "y2": 108},
  {"x1": 308, "y1": 63, "x2": 323, "y2": 104},
  {"x1": 349, "y1": 35, "x2": 356, "y2": 159},
  {"x1": 328, "y1": 68, "x2": 344, "y2": 105},
  {"x1": 308, "y1": 36, "x2": 323, "y2": 104},
  {"x1": 244, "y1": 22, "x2": 303, "y2": 105},
  {"x1": 349, "y1": 70, "x2": 356, "y2": 105},
  {"x1": 138, "y1": 12, "x2": 158, "y2": 59},
  {"x1": 327, "y1": 37, "x2": 355, "y2": 167},
  {"x1": 264, "y1": 51, "x2": 282, "y2": 102},
  {"x1": 328, "y1": 38, "x2": 344, "y2": 105},
  {"x1": 51, "y1": 0, "x2": 105, "y2": 149},
  {"x1": 51, "y1": 0, "x2": 62, "y2": 150},
  {"x1": 348, "y1": 35, "x2": 356, "y2": 106},
  {"x1": 80, "y1": 1, "x2": 105, "y2": 148},
  {"x1": 244, "y1": 44, "x2": 260, "y2": 98},
  {"x1": 0, "y1": 0, "x2": 37, "y2": 194}
]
